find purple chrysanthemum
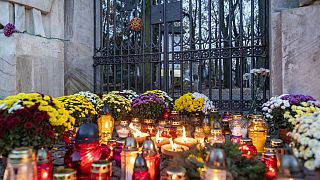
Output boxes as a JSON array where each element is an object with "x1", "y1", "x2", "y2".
[
  {"x1": 280, "y1": 94, "x2": 316, "y2": 105},
  {"x1": 3, "y1": 23, "x2": 15, "y2": 37}
]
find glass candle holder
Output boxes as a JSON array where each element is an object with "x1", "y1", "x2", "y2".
[
  {"x1": 4, "y1": 147, "x2": 37, "y2": 180},
  {"x1": 98, "y1": 105, "x2": 115, "y2": 143},
  {"x1": 121, "y1": 136, "x2": 139, "y2": 180},
  {"x1": 53, "y1": 168, "x2": 77, "y2": 180},
  {"x1": 203, "y1": 115, "x2": 211, "y2": 137},
  {"x1": 162, "y1": 126, "x2": 175, "y2": 138},
  {"x1": 205, "y1": 148, "x2": 227, "y2": 180},
  {"x1": 90, "y1": 160, "x2": 112, "y2": 180},
  {"x1": 142, "y1": 119, "x2": 156, "y2": 136},
  {"x1": 113, "y1": 138, "x2": 125, "y2": 166},
  {"x1": 133, "y1": 153, "x2": 150, "y2": 180},
  {"x1": 194, "y1": 127, "x2": 206, "y2": 146},
  {"x1": 263, "y1": 152, "x2": 277, "y2": 180},
  {"x1": 248, "y1": 115, "x2": 268, "y2": 153},
  {"x1": 116, "y1": 120, "x2": 130, "y2": 138},
  {"x1": 142, "y1": 138, "x2": 160, "y2": 180},
  {"x1": 208, "y1": 128, "x2": 226, "y2": 145},
  {"x1": 270, "y1": 139, "x2": 284, "y2": 169},
  {"x1": 131, "y1": 118, "x2": 142, "y2": 131},
  {"x1": 209, "y1": 108, "x2": 220, "y2": 129},
  {"x1": 37, "y1": 148, "x2": 53, "y2": 180},
  {"x1": 239, "y1": 138, "x2": 257, "y2": 159},
  {"x1": 221, "y1": 117, "x2": 232, "y2": 137}
]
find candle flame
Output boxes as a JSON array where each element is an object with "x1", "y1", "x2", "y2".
[
  {"x1": 182, "y1": 126, "x2": 187, "y2": 143},
  {"x1": 156, "y1": 130, "x2": 163, "y2": 143},
  {"x1": 129, "y1": 123, "x2": 142, "y2": 137},
  {"x1": 169, "y1": 138, "x2": 177, "y2": 151}
]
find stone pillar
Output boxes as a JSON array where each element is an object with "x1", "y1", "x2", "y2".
[
  {"x1": 0, "y1": 0, "x2": 64, "y2": 98},
  {"x1": 270, "y1": 1, "x2": 320, "y2": 99},
  {"x1": 64, "y1": 0, "x2": 94, "y2": 94}
]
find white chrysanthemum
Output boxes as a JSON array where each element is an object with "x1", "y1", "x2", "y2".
[
  {"x1": 0, "y1": 103, "x2": 7, "y2": 110},
  {"x1": 191, "y1": 92, "x2": 214, "y2": 114},
  {"x1": 314, "y1": 151, "x2": 320, "y2": 168},
  {"x1": 304, "y1": 160, "x2": 315, "y2": 170},
  {"x1": 303, "y1": 148, "x2": 313, "y2": 159}
]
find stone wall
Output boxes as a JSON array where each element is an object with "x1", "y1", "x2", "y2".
[
  {"x1": 270, "y1": 1, "x2": 320, "y2": 99},
  {"x1": 0, "y1": 0, "x2": 65, "y2": 98},
  {"x1": 64, "y1": 0, "x2": 94, "y2": 95}
]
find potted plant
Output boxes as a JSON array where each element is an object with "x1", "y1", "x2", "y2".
[
  {"x1": 0, "y1": 93, "x2": 74, "y2": 161},
  {"x1": 290, "y1": 112, "x2": 320, "y2": 178},
  {"x1": 262, "y1": 94, "x2": 319, "y2": 143}
]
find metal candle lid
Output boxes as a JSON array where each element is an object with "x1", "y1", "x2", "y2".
[
  {"x1": 172, "y1": 121, "x2": 181, "y2": 126},
  {"x1": 37, "y1": 148, "x2": 50, "y2": 164},
  {"x1": 211, "y1": 128, "x2": 223, "y2": 135},
  {"x1": 210, "y1": 108, "x2": 219, "y2": 113},
  {"x1": 264, "y1": 151, "x2": 276, "y2": 158},
  {"x1": 271, "y1": 139, "x2": 283, "y2": 147},
  {"x1": 131, "y1": 118, "x2": 140, "y2": 123},
  {"x1": 8, "y1": 147, "x2": 35, "y2": 164},
  {"x1": 120, "y1": 120, "x2": 129, "y2": 126},
  {"x1": 134, "y1": 153, "x2": 148, "y2": 172},
  {"x1": 166, "y1": 166, "x2": 187, "y2": 178},
  {"x1": 159, "y1": 120, "x2": 168, "y2": 126},
  {"x1": 144, "y1": 119, "x2": 153, "y2": 124},
  {"x1": 171, "y1": 111, "x2": 178, "y2": 115},
  {"x1": 195, "y1": 127, "x2": 204, "y2": 133},
  {"x1": 124, "y1": 136, "x2": 138, "y2": 151},
  {"x1": 91, "y1": 160, "x2": 112, "y2": 174},
  {"x1": 142, "y1": 137, "x2": 157, "y2": 156},
  {"x1": 53, "y1": 168, "x2": 76, "y2": 178},
  {"x1": 240, "y1": 138, "x2": 252, "y2": 145}
]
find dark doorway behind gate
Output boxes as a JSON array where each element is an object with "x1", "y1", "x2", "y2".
[{"x1": 93, "y1": 0, "x2": 269, "y2": 111}]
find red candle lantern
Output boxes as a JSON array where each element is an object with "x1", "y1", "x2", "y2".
[
  {"x1": 37, "y1": 148, "x2": 53, "y2": 180},
  {"x1": 142, "y1": 119, "x2": 156, "y2": 136},
  {"x1": 162, "y1": 126, "x2": 176, "y2": 138},
  {"x1": 64, "y1": 121, "x2": 111, "y2": 175},
  {"x1": 142, "y1": 137, "x2": 160, "y2": 180},
  {"x1": 263, "y1": 152, "x2": 277, "y2": 180},
  {"x1": 90, "y1": 160, "x2": 112, "y2": 180},
  {"x1": 239, "y1": 138, "x2": 257, "y2": 159},
  {"x1": 133, "y1": 153, "x2": 150, "y2": 180}
]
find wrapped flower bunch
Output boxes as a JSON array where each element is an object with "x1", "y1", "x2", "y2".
[
  {"x1": 98, "y1": 93, "x2": 131, "y2": 120},
  {"x1": 174, "y1": 92, "x2": 214, "y2": 115},
  {"x1": 0, "y1": 93, "x2": 75, "y2": 156},
  {"x1": 75, "y1": 91, "x2": 101, "y2": 109},
  {"x1": 290, "y1": 112, "x2": 320, "y2": 170},
  {"x1": 131, "y1": 93, "x2": 166, "y2": 120},
  {"x1": 109, "y1": 90, "x2": 138, "y2": 102},
  {"x1": 144, "y1": 89, "x2": 173, "y2": 106},
  {"x1": 262, "y1": 94, "x2": 319, "y2": 132},
  {"x1": 57, "y1": 95, "x2": 97, "y2": 126}
]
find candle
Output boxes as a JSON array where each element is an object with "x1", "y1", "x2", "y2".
[
  {"x1": 239, "y1": 138, "x2": 257, "y2": 159},
  {"x1": 90, "y1": 160, "x2": 112, "y2": 180},
  {"x1": 116, "y1": 120, "x2": 130, "y2": 138},
  {"x1": 151, "y1": 130, "x2": 170, "y2": 148},
  {"x1": 97, "y1": 104, "x2": 114, "y2": 143},
  {"x1": 208, "y1": 128, "x2": 225, "y2": 145},
  {"x1": 248, "y1": 116, "x2": 268, "y2": 153},
  {"x1": 161, "y1": 138, "x2": 189, "y2": 157},
  {"x1": 113, "y1": 138, "x2": 125, "y2": 166},
  {"x1": 133, "y1": 153, "x2": 150, "y2": 180},
  {"x1": 204, "y1": 148, "x2": 227, "y2": 180},
  {"x1": 263, "y1": 152, "x2": 277, "y2": 180},
  {"x1": 174, "y1": 126, "x2": 197, "y2": 148},
  {"x1": 165, "y1": 166, "x2": 187, "y2": 180},
  {"x1": 121, "y1": 136, "x2": 139, "y2": 180},
  {"x1": 142, "y1": 138, "x2": 160, "y2": 180},
  {"x1": 37, "y1": 148, "x2": 53, "y2": 180},
  {"x1": 130, "y1": 123, "x2": 150, "y2": 144},
  {"x1": 131, "y1": 117, "x2": 142, "y2": 131}
]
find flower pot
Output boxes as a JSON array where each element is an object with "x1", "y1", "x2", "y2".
[{"x1": 279, "y1": 129, "x2": 292, "y2": 143}]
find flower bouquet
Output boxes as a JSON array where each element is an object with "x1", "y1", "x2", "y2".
[
  {"x1": 97, "y1": 93, "x2": 131, "y2": 120},
  {"x1": 131, "y1": 93, "x2": 166, "y2": 120},
  {"x1": 144, "y1": 89, "x2": 173, "y2": 107},
  {"x1": 0, "y1": 93, "x2": 74, "y2": 156},
  {"x1": 262, "y1": 94, "x2": 319, "y2": 138},
  {"x1": 74, "y1": 91, "x2": 101, "y2": 109},
  {"x1": 290, "y1": 112, "x2": 320, "y2": 172},
  {"x1": 108, "y1": 90, "x2": 138, "y2": 102},
  {"x1": 174, "y1": 92, "x2": 214, "y2": 115},
  {"x1": 57, "y1": 95, "x2": 97, "y2": 126}
]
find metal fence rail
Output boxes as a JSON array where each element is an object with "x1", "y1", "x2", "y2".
[{"x1": 93, "y1": 0, "x2": 269, "y2": 111}]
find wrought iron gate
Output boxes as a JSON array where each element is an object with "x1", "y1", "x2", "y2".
[{"x1": 93, "y1": 0, "x2": 269, "y2": 111}]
